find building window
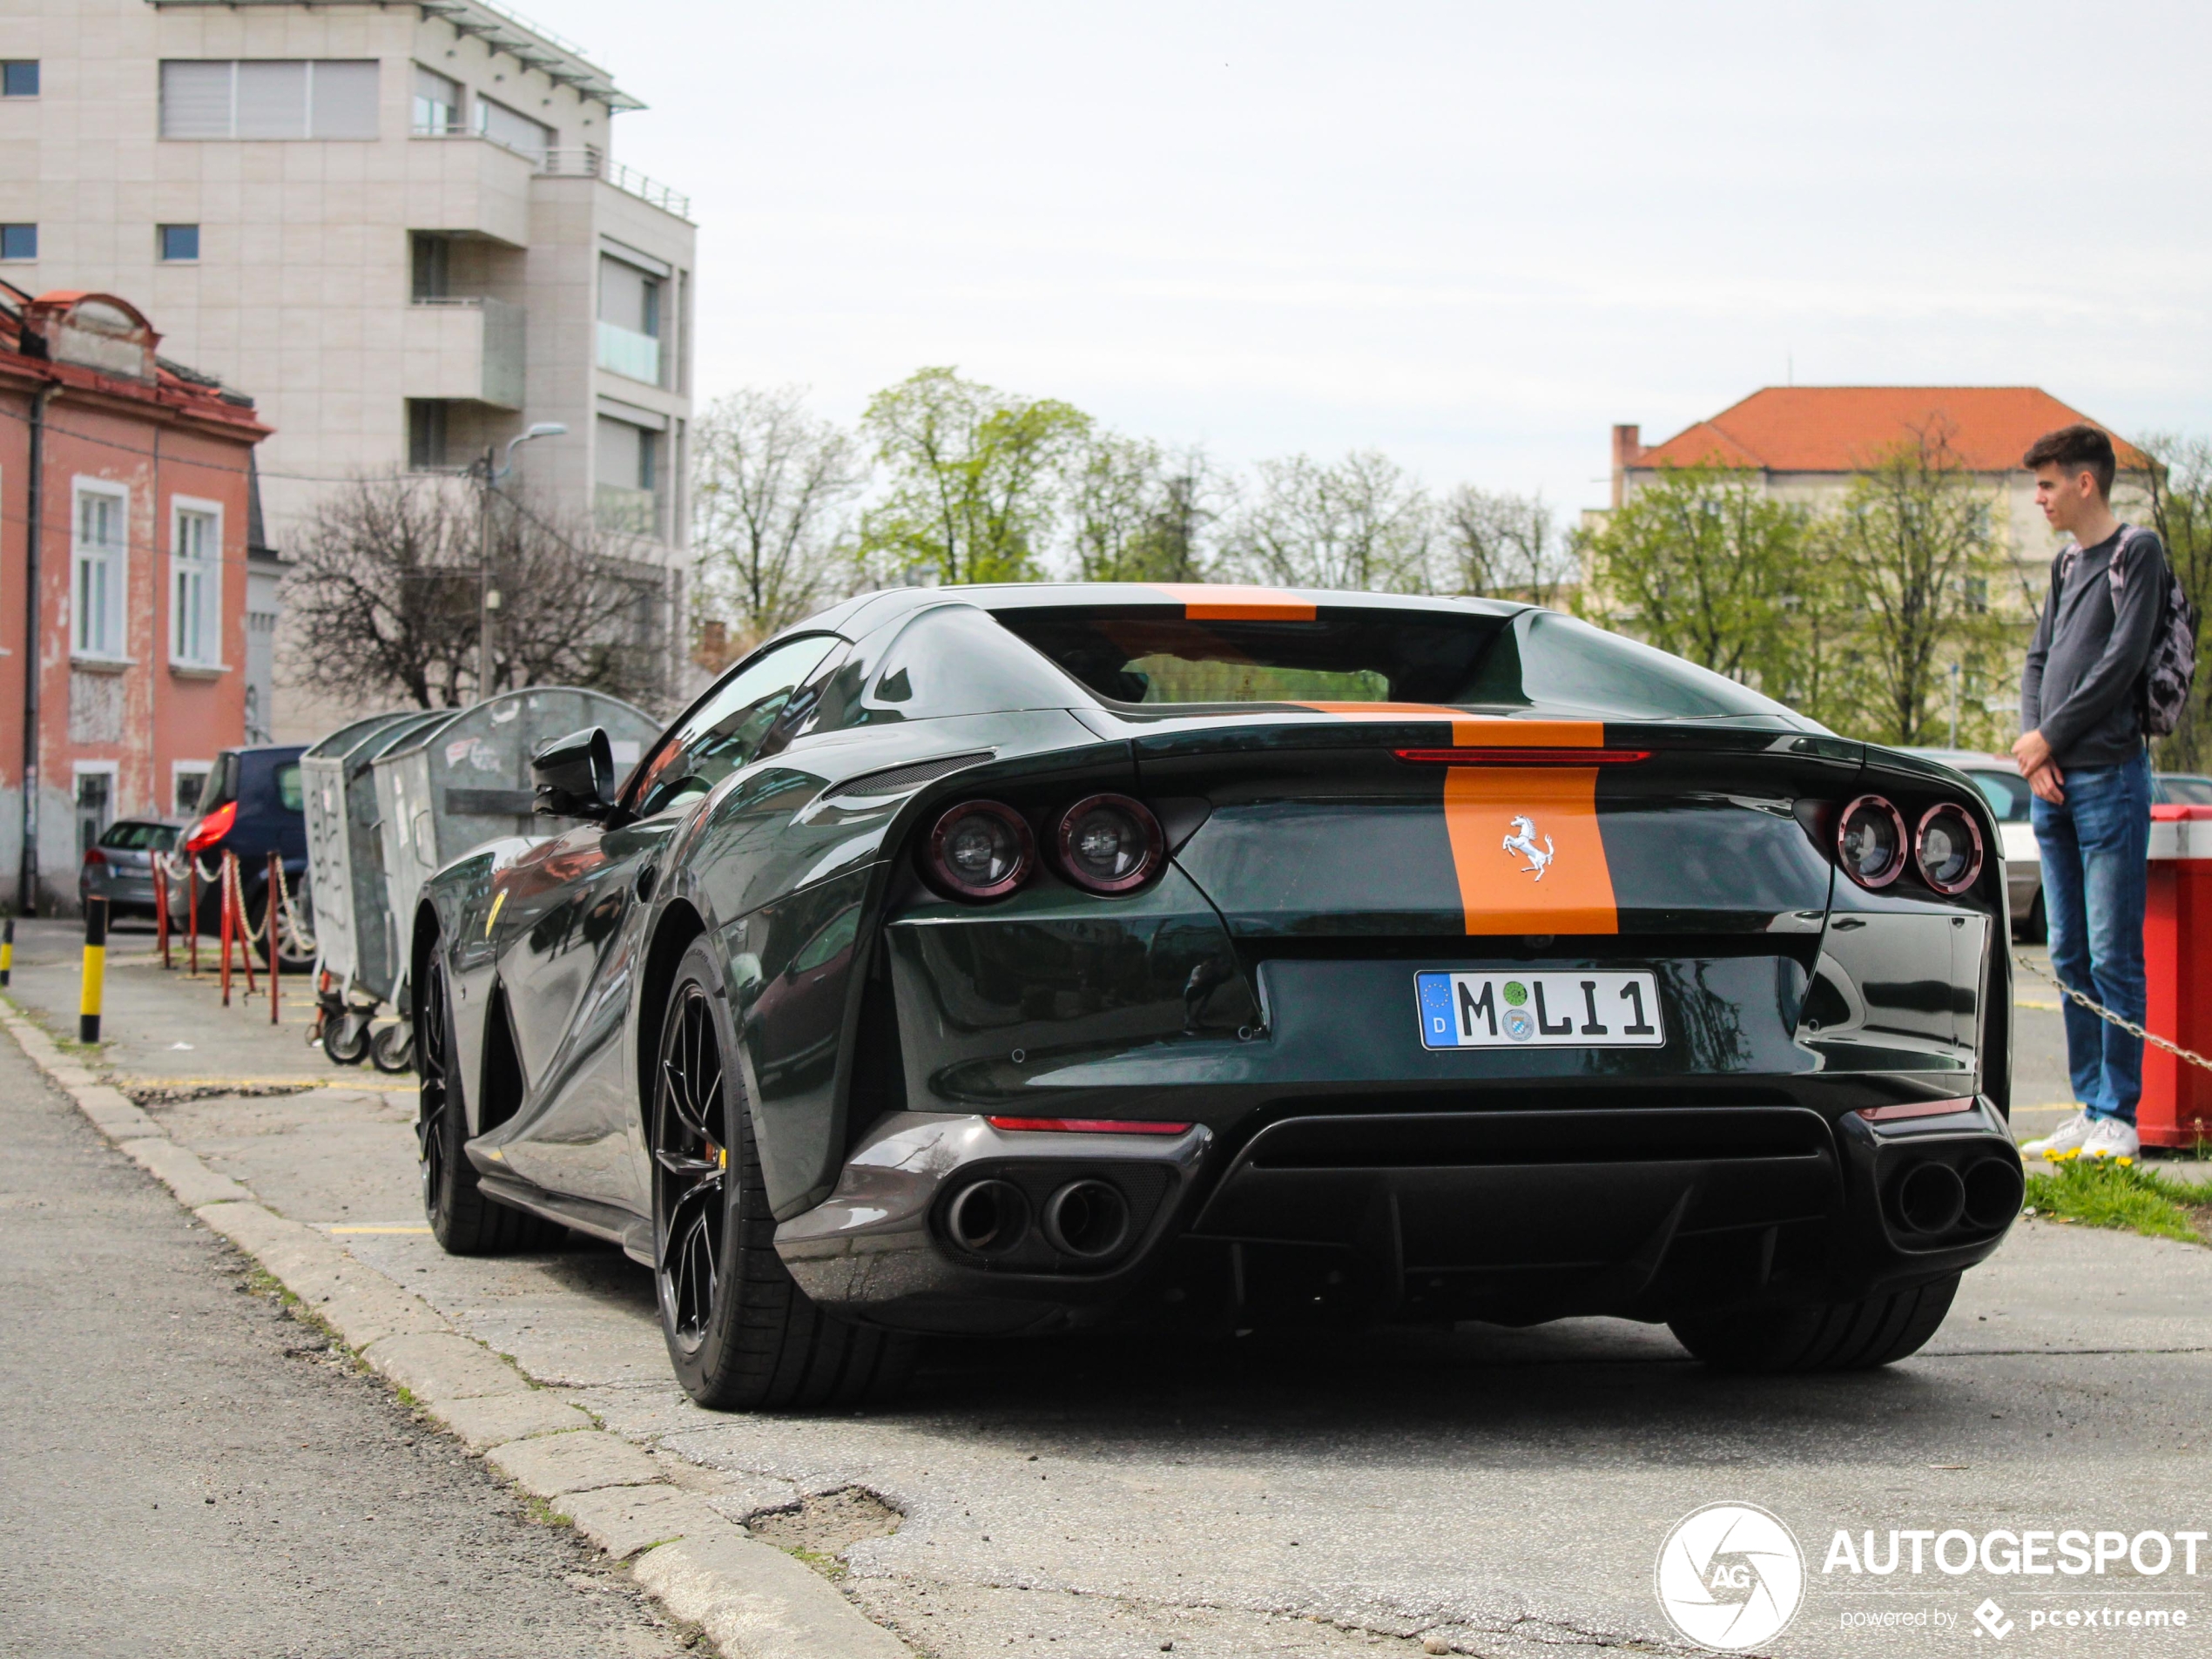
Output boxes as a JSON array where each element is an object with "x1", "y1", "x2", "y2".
[
  {"x1": 158, "y1": 60, "x2": 380, "y2": 141},
  {"x1": 173, "y1": 764, "x2": 212, "y2": 819},
  {"x1": 172, "y1": 502, "x2": 222, "y2": 666},
  {"x1": 73, "y1": 482, "x2": 128, "y2": 658},
  {"x1": 472, "y1": 96, "x2": 552, "y2": 161},
  {"x1": 594, "y1": 415, "x2": 662, "y2": 537},
  {"x1": 0, "y1": 224, "x2": 35, "y2": 261},
  {"x1": 412, "y1": 64, "x2": 462, "y2": 134},
  {"x1": 597, "y1": 253, "x2": 664, "y2": 384},
  {"x1": 409, "y1": 233, "x2": 450, "y2": 301},
  {"x1": 408, "y1": 400, "x2": 450, "y2": 470},
  {"x1": 158, "y1": 223, "x2": 200, "y2": 262},
  {"x1": 1, "y1": 61, "x2": 37, "y2": 98}
]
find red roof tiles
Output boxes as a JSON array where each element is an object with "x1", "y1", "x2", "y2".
[{"x1": 1632, "y1": 387, "x2": 2147, "y2": 475}]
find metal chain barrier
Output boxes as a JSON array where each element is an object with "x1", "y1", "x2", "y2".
[
  {"x1": 270, "y1": 855, "x2": 316, "y2": 959},
  {"x1": 2014, "y1": 950, "x2": 2212, "y2": 1076}
]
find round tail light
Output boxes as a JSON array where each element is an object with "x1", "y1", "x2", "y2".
[
  {"x1": 922, "y1": 800, "x2": 1034, "y2": 901},
  {"x1": 1054, "y1": 794, "x2": 1163, "y2": 894},
  {"x1": 1916, "y1": 802, "x2": 1984, "y2": 894},
  {"x1": 1838, "y1": 795, "x2": 1907, "y2": 889}
]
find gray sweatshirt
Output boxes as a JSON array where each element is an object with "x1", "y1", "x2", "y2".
[{"x1": 2020, "y1": 525, "x2": 2168, "y2": 768}]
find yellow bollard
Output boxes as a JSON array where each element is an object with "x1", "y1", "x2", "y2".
[
  {"x1": 79, "y1": 897, "x2": 106, "y2": 1043},
  {"x1": 1, "y1": 914, "x2": 12, "y2": 987}
]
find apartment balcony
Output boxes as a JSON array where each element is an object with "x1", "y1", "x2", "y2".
[
  {"x1": 597, "y1": 320, "x2": 662, "y2": 386},
  {"x1": 405, "y1": 129, "x2": 535, "y2": 246},
  {"x1": 402, "y1": 296, "x2": 528, "y2": 411},
  {"x1": 595, "y1": 483, "x2": 663, "y2": 540}
]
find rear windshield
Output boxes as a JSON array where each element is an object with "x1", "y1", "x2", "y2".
[
  {"x1": 998, "y1": 605, "x2": 1791, "y2": 721},
  {"x1": 98, "y1": 821, "x2": 177, "y2": 851}
]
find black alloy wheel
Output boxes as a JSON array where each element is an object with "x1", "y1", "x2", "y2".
[
  {"x1": 416, "y1": 945, "x2": 560, "y2": 1254},
  {"x1": 650, "y1": 937, "x2": 914, "y2": 1411}
]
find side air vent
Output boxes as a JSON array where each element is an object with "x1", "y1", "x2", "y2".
[{"x1": 828, "y1": 752, "x2": 995, "y2": 802}]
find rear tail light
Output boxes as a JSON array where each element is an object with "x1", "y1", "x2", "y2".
[
  {"x1": 1916, "y1": 802, "x2": 1984, "y2": 894},
  {"x1": 1053, "y1": 793, "x2": 1163, "y2": 894},
  {"x1": 82, "y1": 847, "x2": 106, "y2": 868},
  {"x1": 184, "y1": 799, "x2": 236, "y2": 856},
  {"x1": 1837, "y1": 795, "x2": 1906, "y2": 889},
  {"x1": 922, "y1": 799, "x2": 1033, "y2": 901}
]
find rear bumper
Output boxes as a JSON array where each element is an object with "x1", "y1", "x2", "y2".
[{"x1": 778, "y1": 1098, "x2": 2020, "y2": 1335}]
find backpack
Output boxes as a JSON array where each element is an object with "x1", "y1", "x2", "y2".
[{"x1": 2055, "y1": 523, "x2": 2199, "y2": 739}]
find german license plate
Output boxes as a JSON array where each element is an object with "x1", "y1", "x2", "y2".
[{"x1": 1415, "y1": 969, "x2": 1665, "y2": 1049}]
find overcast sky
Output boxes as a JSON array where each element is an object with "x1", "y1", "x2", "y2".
[{"x1": 519, "y1": 0, "x2": 2212, "y2": 515}]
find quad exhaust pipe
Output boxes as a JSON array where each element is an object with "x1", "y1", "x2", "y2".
[
  {"x1": 1887, "y1": 1155, "x2": 2024, "y2": 1237},
  {"x1": 943, "y1": 1176, "x2": 1135, "y2": 1261}
]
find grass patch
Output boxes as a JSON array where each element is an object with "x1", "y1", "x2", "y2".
[{"x1": 2024, "y1": 1160, "x2": 2207, "y2": 1244}]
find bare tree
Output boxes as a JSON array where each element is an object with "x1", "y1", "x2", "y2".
[
  {"x1": 282, "y1": 472, "x2": 664, "y2": 711},
  {"x1": 1067, "y1": 437, "x2": 1227, "y2": 583},
  {"x1": 1228, "y1": 451, "x2": 1433, "y2": 593},
  {"x1": 1439, "y1": 486, "x2": 1570, "y2": 604},
  {"x1": 2133, "y1": 432, "x2": 2212, "y2": 769},
  {"x1": 691, "y1": 387, "x2": 867, "y2": 656}
]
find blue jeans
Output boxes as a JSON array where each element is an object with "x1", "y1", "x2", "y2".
[{"x1": 2031, "y1": 748, "x2": 2152, "y2": 1123}]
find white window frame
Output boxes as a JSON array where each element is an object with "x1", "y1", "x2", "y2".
[
  {"x1": 172, "y1": 760, "x2": 212, "y2": 820},
  {"x1": 71, "y1": 477, "x2": 130, "y2": 663},
  {"x1": 169, "y1": 495, "x2": 226, "y2": 669}
]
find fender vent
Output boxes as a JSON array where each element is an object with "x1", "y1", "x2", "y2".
[{"x1": 828, "y1": 752, "x2": 994, "y2": 801}]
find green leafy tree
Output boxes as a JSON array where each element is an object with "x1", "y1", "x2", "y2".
[
  {"x1": 1822, "y1": 424, "x2": 2010, "y2": 746},
  {"x1": 1576, "y1": 463, "x2": 1810, "y2": 687},
  {"x1": 1067, "y1": 437, "x2": 1224, "y2": 583},
  {"x1": 2133, "y1": 433, "x2": 2212, "y2": 770},
  {"x1": 855, "y1": 368, "x2": 1089, "y2": 586}
]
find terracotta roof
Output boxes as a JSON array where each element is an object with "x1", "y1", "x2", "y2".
[
  {"x1": 1632, "y1": 387, "x2": 2148, "y2": 475},
  {"x1": 0, "y1": 285, "x2": 269, "y2": 438}
]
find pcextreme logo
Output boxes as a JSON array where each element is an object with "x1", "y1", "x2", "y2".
[{"x1": 1656, "y1": 1501, "x2": 1806, "y2": 1651}]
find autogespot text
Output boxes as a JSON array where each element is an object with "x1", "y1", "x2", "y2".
[{"x1": 1824, "y1": 1527, "x2": 2208, "y2": 1577}]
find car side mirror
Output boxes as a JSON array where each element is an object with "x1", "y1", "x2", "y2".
[{"x1": 531, "y1": 726, "x2": 618, "y2": 822}]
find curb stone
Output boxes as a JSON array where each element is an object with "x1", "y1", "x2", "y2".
[{"x1": 0, "y1": 1006, "x2": 914, "y2": 1659}]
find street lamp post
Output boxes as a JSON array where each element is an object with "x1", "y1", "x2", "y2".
[{"x1": 475, "y1": 422, "x2": 568, "y2": 703}]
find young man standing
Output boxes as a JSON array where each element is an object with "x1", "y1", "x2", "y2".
[{"x1": 2014, "y1": 424, "x2": 2167, "y2": 1163}]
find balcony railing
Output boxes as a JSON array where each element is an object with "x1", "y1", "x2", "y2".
[
  {"x1": 597, "y1": 320, "x2": 662, "y2": 386},
  {"x1": 540, "y1": 147, "x2": 691, "y2": 219},
  {"x1": 595, "y1": 482, "x2": 662, "y2": 539}
]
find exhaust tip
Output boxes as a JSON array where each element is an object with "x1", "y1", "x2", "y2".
[
  {"x1": 1041, "y1": 1179, "x2": 1131, "y2": 1259},
  {"x1": 1892, "y1": 1161, "x2": 1967, "y2": 1236},
  {"x1": 1962, "y1": 1157, "x2": 2026, "y2": 1230},
  {"x1": 945, "y1": 1179, "x2": 1029, "y2": 1255}
]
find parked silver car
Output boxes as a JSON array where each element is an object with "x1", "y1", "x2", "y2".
[{"x1": 79, "y1": 818, "x2": 180, "y2": 920}]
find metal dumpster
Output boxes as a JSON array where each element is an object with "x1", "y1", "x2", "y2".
[
  {"x1": 300, "y1": 710, "x2": 446, "y2": 1062},
  {"x1": 369, "y1": 687, "x2": 658, "y2": 1049}
]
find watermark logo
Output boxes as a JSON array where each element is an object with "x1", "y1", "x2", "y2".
[
  {"x1": 1974, "y1": 1598, "x2": 2013, "y2": 1641},
  {"x1": 1656, "y1": 1501, "x2": 1805, "y2": 1651}
]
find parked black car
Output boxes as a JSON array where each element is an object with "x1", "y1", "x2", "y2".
[
  {"x1": 173, "y1": 744, "x2": 313, "y2": 968},
  {"x1": 79, "y1": 819, "x2": 179, "y2": 920},
  {"x1": 412, "y1": 585, "x2": 2021, "y2": 1411}
]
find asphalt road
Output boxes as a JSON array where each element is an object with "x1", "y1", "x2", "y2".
[{"x1": 0, "y1": 1031, "x2": 696, "y2": 1659}]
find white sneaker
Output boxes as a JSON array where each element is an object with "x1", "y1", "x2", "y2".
[
  {"x1": 2080, "y1": 1116, "x2": 2141, "y2": 1163},
  {"x1": 2022, "y1": 1110, "x2": 2094, "y2": 1160}
]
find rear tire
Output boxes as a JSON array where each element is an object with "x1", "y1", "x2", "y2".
[
  {"x1": 416, "y1": 946, "x2": 564, "y2": 1256},
  {"x1": 651, "y1": 938, "x2": 914, "y2": 1411},
  {"x1": 1668, "y1": 1273, "x2": 1960, "y2": 1372}
]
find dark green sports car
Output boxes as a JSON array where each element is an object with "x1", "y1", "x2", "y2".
[{"x1": 411, "y1": 583, "x2": 2021, "y2": 1408}]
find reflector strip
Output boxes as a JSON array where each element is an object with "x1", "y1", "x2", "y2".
[
  {"x1": 987, "y1": 1116, "x2": 1194, "y2": 1136},
  {"x1": 1396, "y1": 747, "x2": 1651, "y2": 766},
  {"x1": 1147, "y1": 583, "x2": 1318, "y2": 621},
  {"x1": 1851, "y1": 1097, "x2": 1980, "y2": 1123}
]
